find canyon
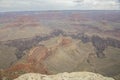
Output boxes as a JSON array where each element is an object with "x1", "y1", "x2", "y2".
[{"x1": 0, "y1": 11, "x2": 120, "y2": 80}]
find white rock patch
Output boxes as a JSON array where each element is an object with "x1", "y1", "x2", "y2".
[{"x1": 14, "y1": 72, "x2": 115, "y2": 80}]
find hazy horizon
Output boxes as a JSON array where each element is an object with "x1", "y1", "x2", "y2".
[{"x1": 0, "y1": 10, "x2": 120, "y2": 13}]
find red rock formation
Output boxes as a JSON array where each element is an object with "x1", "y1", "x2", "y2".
[
  {"x1": 27, "y1": 46, "x2": 48, "y2": 63},
  {"x1": 3, "y1": 15, "x2": 40, "y2": 29},
  {"x1": 1, "y1": 38, "x2": 73, "y2": 79},
  {"x1": 1, "y1": 63, "x2": 34, "y2": 79},
  {"x1": 61, "y1": 38, "x2": 72, "y2": 46}
]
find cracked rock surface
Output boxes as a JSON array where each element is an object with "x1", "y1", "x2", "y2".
[{"x1": 14, "y1": 72, "x2": 115, "y2": 80}]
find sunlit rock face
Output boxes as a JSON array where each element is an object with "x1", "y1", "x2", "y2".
[{"x1": 14, "y1": 72, "x2": 115, "y2": 80}]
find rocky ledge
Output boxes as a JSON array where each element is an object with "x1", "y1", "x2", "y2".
[{"x1": 14, "y1": 72, "x2": 114, "y2": 80}]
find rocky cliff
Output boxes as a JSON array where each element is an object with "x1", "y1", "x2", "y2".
[{"x1": 1, "y1": 36, "x2": 120, "y2": 80}]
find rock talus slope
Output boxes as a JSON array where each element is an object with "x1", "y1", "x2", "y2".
[{"x1": 14, "y1": 72, "x2": 114, "y2": 80}]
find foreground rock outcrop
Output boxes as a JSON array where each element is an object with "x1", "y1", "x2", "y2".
[{"x1": 14, "y1": 72, "x2": 114, "y2": 80}]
